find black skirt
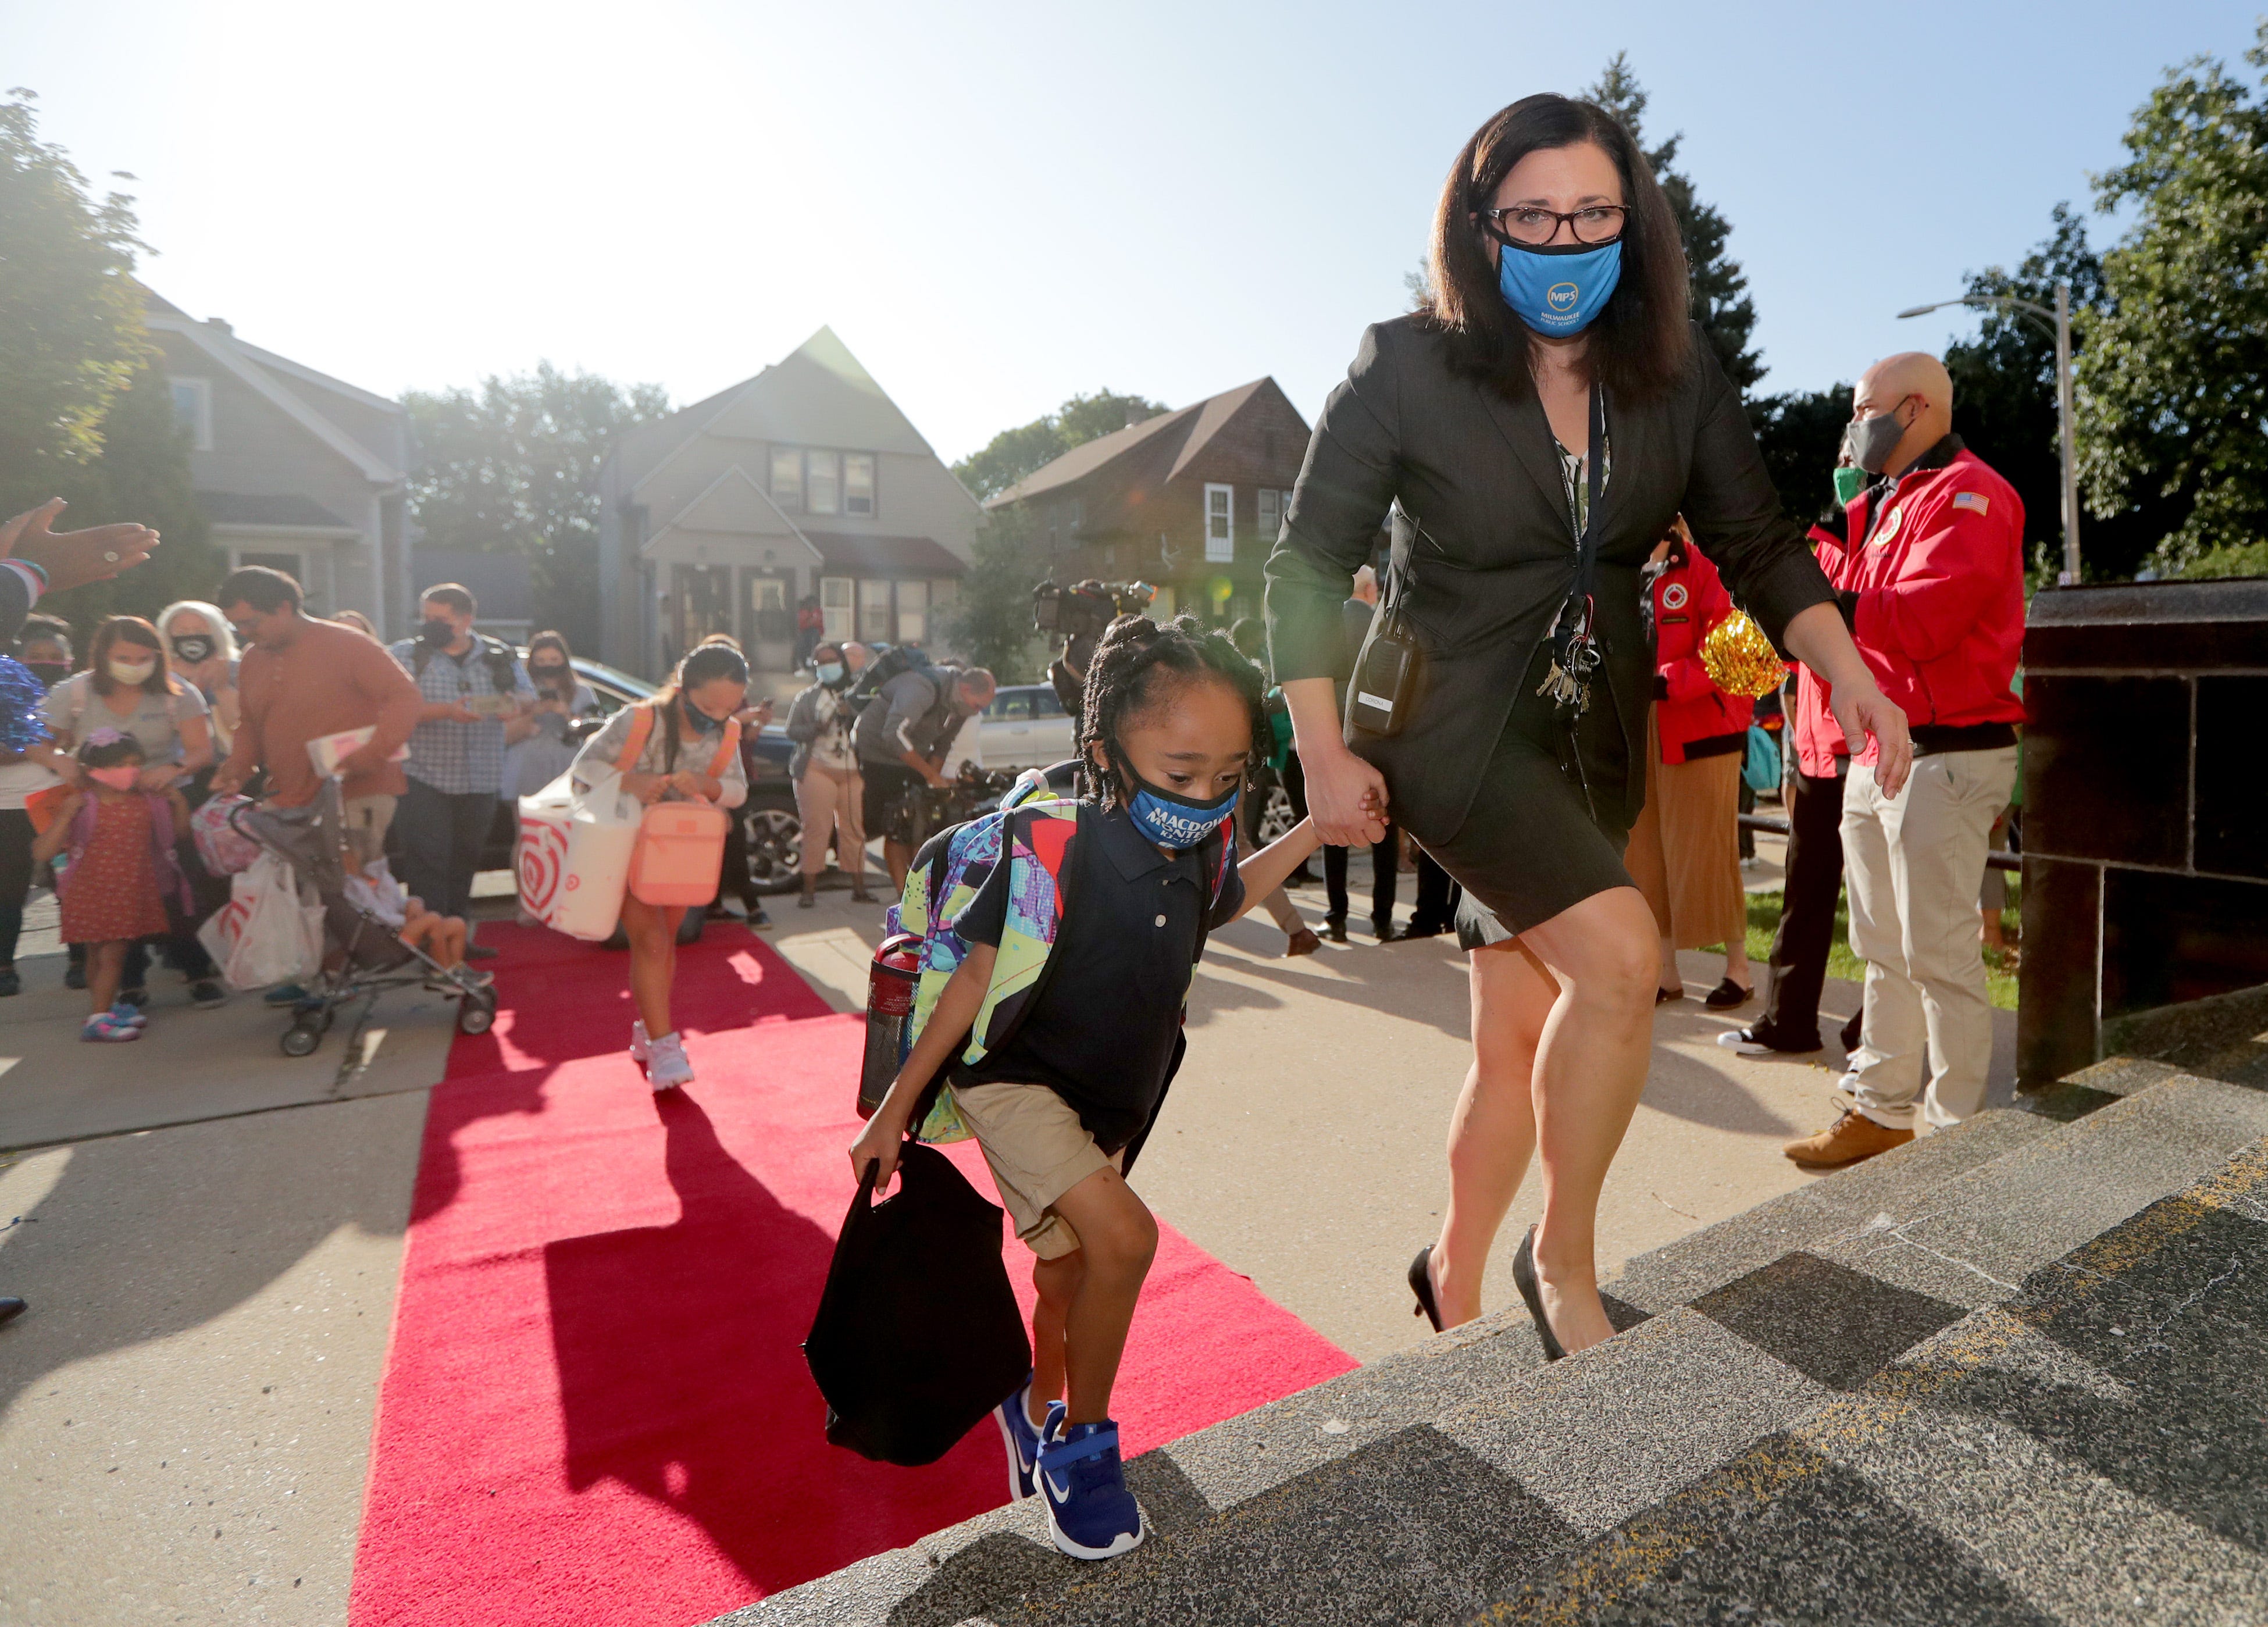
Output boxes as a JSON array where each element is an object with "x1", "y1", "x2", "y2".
[{"x1": 1424, "y1": 643, "x2": 1638, "y2": 946}]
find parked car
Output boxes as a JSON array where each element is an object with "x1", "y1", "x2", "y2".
[
  {"x1": 978, "y1": 683, "x2": 1075, "y2": 770},
  {"x1": 474, "y1": 654, "x2": 804, "y2": 894}
]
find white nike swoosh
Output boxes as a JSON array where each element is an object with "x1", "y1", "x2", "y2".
[{"x1": 1045, "y1": 1471, "x2": 1071, "y2": 1501}]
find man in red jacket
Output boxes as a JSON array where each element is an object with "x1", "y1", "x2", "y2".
[{"x1": 1782, "y1": 354, "x2": 2024, "y2": 1168}]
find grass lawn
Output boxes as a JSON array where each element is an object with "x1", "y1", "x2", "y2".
[{"x1": 1706, "y1": 880, "x2": 2020, "y2": 1013}]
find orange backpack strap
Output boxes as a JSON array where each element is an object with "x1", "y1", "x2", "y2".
[
  {"x1": 706, "y1": 719, "x2": 741, "y2": 781},
  {"x1": 615, "y1": 703, "x2": 658, "y2": 775}
]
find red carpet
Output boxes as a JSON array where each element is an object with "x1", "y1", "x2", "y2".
[{"x1": 347, "y1": 921, "x2": 1355, "y2": 1627}]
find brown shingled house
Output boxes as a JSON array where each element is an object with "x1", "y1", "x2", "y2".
[{"x1": 985, "y1": 378, "x2": 1311, "y2": 627}]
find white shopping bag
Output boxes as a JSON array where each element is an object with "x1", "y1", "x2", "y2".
[
  {"x1": 548, "y1": 771, "x2": 641, "y2": 941},
  {"x1": 204, "y1": 852, "x2": 325, "y2": 989},
  {"x1": 515, "y1": 770, "x2": 577, "y2": 924}
]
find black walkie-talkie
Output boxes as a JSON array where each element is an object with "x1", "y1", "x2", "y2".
[{"x1": 1346, "y1": 506, "x2": 1429, "y2": 737}]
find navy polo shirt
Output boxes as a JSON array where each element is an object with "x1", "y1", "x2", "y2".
[{"x1": 948, "y1": 804, "x2": 1243, "y2": 1151}]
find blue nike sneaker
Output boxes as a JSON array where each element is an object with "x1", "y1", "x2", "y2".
[
  {"x1": 1036, "y1": 1417, "x2": 1144, "y2": 1560},
  {"x1": 992, "y1": 1374, "x2": 1060, "y2": 1501}
]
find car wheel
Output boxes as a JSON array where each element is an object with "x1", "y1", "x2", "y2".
[
  {"x1": 741, "y1": 796, "x2": 803, "y2": 895},
  {"x1": 1256, "y1": 780, "x2": 1297, "y2": 845}
]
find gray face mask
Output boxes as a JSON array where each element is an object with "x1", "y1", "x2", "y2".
[{"x1": 1845, "y1": 406, "x2": 1908, "y2": 476}]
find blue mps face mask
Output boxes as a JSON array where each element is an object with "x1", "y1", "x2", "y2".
[
  {"x1": 1122, "y1": 766, "x2": 1239, "y2": 850},
  {"x1": 1496, "y1": 238, "x2": 1622, "y2": 337}
]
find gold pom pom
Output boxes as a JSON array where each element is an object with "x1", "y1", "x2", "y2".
[{"x1": 1700, "y1": 610, "x2": 1785, "y2": 698}]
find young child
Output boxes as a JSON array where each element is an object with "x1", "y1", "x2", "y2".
[
  {"x1": 31, "y1": 729, "x2": 192, "y2": 1042},
  {"x1": 850, "y1": 615, "x2": 1326, "y2": 1561},
  {"x1": 340, "y1": 847, "x2": 487, "y2": 983},
  {"x1": 570, "y1": 643, "x2": 750, "y2": 1090}
]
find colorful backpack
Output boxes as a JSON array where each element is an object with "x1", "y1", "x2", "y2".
[{"x1": 885, "y1": 778, "x2": 1235, "y2": 1146}]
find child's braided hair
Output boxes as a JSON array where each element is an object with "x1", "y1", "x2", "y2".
[{"x1": 1078, "y1": 613, "x2": 1269, "y2": 812}]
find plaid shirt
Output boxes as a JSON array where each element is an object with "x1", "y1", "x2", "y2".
[{"x1": 390, "y1": 637, "x2": 535, "y2": 795}]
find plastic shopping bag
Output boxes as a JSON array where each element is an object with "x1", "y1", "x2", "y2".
[
  {"x1": 550, "y1": 772, "x2": 641, "y2": 941},
  {"x1": 804, "y1": 1142, "x2": 1031, "y2": 1466},
  {"x1": 515, "y1": 771, "x2": 576, "y2": 924},
  {"x1": 202, "y1": 852, "x2": 324, "y2": 989}
]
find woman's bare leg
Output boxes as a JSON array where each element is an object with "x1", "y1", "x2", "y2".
[
  {"x1": 1515, "y1": 884, "x2": 1661, "y2": 1353},
  {"x1": 87, "y1": 939, "x2": 127, "y2": 1014},
  {"x1": 1429, "y1": 939, "x2": 1556, "y2": 1327},
  {"x1": 619, "y1": 896, "x2": 680, "y2": 1037}
]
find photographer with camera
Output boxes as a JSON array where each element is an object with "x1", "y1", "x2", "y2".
[{"x1": 852, "y1": 655, "x2": 994, "y2": 891}]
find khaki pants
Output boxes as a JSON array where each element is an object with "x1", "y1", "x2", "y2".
[
  {"x1": 953, "y1": 1080, "x2": 1119, "y2": 1260},
  {"x1": 1838, "y1": 747, "x2": 2018, "y2": 1130},
  {"x1": 794, "y1": 765, "x2": 865, "y2": 879}
]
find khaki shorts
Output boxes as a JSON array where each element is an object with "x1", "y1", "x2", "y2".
[
  {"x1": 952, "y1": 1080, "x2": 1119, "y2": 1260},
  {"x1": 342, "y1": 793, "x2": 397, "y2": 865}
]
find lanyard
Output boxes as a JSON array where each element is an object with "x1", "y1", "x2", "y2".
[{"x1": 1538, "y1": 386, "x2": 1608, "y2": 718}]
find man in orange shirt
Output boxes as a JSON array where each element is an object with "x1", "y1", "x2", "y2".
[{"x1": 210, "y1": 566, "x2": 423, "y2": 865}]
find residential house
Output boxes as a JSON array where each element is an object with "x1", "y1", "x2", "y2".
[
  {"x1": 985, "y1": 378, "x2": 1311, "y2": 628},
  {"x1": 142, "y1": 291, "x2": 415, "y2": 629},
  {"x1": 595, "y1": 327, "x2": 980, "y2": 678}
]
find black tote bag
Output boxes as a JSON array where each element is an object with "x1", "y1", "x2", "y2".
[{"x1": 804, "y1": 1140, "x2": 1032, "y2": 1467}]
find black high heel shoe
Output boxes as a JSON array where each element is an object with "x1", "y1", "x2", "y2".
[
  {"x1": 1407, "y1": 1245, "x2": 1444, "y2": 1333},
  {"x1": 1511, "y1": 1226, "x2": 1565, "y2": 1362}
]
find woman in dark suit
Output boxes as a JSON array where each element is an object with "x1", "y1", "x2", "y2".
[{"x1": 1265, "y1": 94, "x2": 1911, "y2": 1359}]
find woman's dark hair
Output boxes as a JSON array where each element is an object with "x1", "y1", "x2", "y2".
[
  {"x1": 526, "y1": 631, "x2": 573, "y2": 666},
  {"x1": 1078, "y1": 614, "x2": 1268, "y2": 812},
  {"x1": 654, "y1": 641, "x2": 751, "y2": 775},
  {"x1": 1424, "y1": 94, "x2": 1691, "y2": 403},
  {"x1": 15, "y1": 612, "x2": 72, "y2": 658},
  {"x1": 78, "y1": 730, "x2": 148, "y2": 769},
  {"x1": 88, "y1": 616, "x2": 176, "y2": 699}
]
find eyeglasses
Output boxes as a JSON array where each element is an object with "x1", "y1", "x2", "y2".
[{"x1": 1479, "y1": 205, "x2": 1629, "y2": 247}]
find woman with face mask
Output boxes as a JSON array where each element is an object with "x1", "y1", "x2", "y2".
[
  {"x1": 502, "y1": 630, "x2": 600, "y2": 804},
  {"x1": 41, "y1": 616, "x2": 226, "y2": 1008},
  {"x1": 568, "y1": 643, "x2": 753, "y2": 1091},
  {"x1": 156, "y1": 601, "x2": 241, "y2": 754},
  {"x1": 1265, "y1": 94, "x2": 1913, "y2": 1364},
  {"x1": 782, "y1": 642, "x2": 875, "y2": 909}
]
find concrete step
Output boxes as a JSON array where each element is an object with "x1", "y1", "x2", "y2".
[{"x1": 724, "y1": 1069, "x2": 2264, "y2": 1625}]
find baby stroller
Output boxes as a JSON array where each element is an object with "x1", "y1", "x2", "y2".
[{"x1": 230, "y1": 781, "x2": 501, "y2": 1057}]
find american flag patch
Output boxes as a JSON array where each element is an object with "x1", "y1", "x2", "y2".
[{"x1": 1952, "y1": 491, "x2": 1990, "y2": 514}]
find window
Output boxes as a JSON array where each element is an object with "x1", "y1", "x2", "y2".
[
  {"x1": 1031, "y1": 686, "x2": 1065, "y2": 718},
  {"x1": 821, "y1": 576, "x2": 854, "y2": 642},
  {"x1": 170, "y1": 377, "x2": 212, "y2": 451},
  {"x1": 1204, "y1": 483, "x2": 1233, "y2": 563},
  {"x1": 896, "y1": 578, "x2": 928, "y2": 644},
  {"x1": 238, "y1": 548, "x2": 302, "y2": 583},
  {"x1": 750, "y1": 575, "x2": 791, "y2": 642},
  {"x1": 769, "y1": 447, "x2": 803, "y2": 510},
  {"x1": 1069, "y1": 498, "x2": 1083, "y2": 534},
  {"x1": 807, "y1": 450, "x2": 841, "y2": 515},
  {"x1": 844, "y1": 453, "x2": 875, "y2": 516},
  {"x1": 1258, "y1": 488, "x2": 1282, "y2": 545},
  {"x1": 857, "y1": 579, "x2": 893, "y2": 643},
  {"x1": 987, "y1": 691, "x2": 1032, "y2": 721}
]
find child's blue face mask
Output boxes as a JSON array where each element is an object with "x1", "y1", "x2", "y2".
[{"x1": 1124, "y1": 768, "x2": 1239, "y2": 850}]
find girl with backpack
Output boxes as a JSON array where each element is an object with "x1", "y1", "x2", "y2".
[
  {"x1": 569, "y1": 643, "x2": 750, "y2": 1091},
  {"x1": 30, "y1": 729, "x2": 194, "y2": 1042},
  {"x1": 848, "y1": 615, "x2": 1325, "y2": 1562}
]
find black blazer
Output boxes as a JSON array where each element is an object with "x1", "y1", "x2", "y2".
[{"x1": 1264, "y1": 316, "x2": 1836, "y2": 842}]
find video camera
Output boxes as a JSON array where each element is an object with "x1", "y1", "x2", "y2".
[{"x1": 1032, "y1": 579, "x2": 1156, "y2": 643}]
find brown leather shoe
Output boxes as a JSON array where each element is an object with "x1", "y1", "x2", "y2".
[{"x1": 1782, "y1": 1109, "x2": 1913, "y2": 1169}]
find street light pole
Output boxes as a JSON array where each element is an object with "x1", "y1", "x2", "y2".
[
  {"x1": 2053, "y1": 280, "x2": 2080, "y2": 586},
  {"x1": 1896, "y1": 284, "x2": 2081, "y2": 585}
]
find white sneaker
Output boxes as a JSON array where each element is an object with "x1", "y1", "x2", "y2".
[
  {"x1": 630, "y1": 1019, "x2": 650, "y2": 1066},
  {"x1": 647, "y1": 1032, "x2": 693, "y2": 1091}
]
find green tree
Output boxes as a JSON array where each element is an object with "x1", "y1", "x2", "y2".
[
  {"x1": 2079, "y1": 23, "x2": 2268, "y2": 575},
  {"x1": 1587, "y1": 55, "x2": 1762, "y2": 395},
  {"x1": 1749, "y1": 386, "x2": 1853, "y2": 523},
  {"x1": 404, "y1": 363, "x2": 671, "y2": 652},
  {"x1": 0, "y1": 89, "x2": 215, "y2": 638},
  {"x1": 943, "y1": 505, "x2": 1046, "y2": 682},
  {"x1": 950, "y1": 388, "x2": 1167, "y2": 502}
]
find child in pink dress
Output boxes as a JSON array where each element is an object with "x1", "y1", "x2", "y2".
[{"x1": 30, "y1": 729, "x2": 192, "y2": 1041}]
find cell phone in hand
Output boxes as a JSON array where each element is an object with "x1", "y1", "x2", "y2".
[{"x1": 463, "y1": 692, "x2": 517, "y2": 718}]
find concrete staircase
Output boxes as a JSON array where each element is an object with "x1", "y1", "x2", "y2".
[{"x1": 723, "y1": 1057, "x2": 2268, "y2": 1625}]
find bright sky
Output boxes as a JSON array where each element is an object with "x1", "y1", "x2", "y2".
[{"x1": 8, "y1": 1, "x2": 2259, "y2": 463}]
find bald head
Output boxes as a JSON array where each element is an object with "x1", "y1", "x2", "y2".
[{"x1": 1853, "y1": 351, "x2": 1953, "y2": 477}]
